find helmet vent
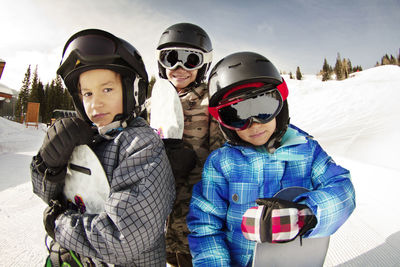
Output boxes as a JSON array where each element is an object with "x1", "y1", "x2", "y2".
[
  {"x1": 228, "y1": 63, "x2": 242, "y2": 68},
  {"x1": 256, "y1": 59, "x2": 271, "y2": 63}
]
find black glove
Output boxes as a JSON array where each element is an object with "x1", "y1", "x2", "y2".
[
  {"x1": 43, "y1": 199, "x2": 65, "y2": 240},
  {"x1": 242, "y1": 198, "x2": 317, "y2": 243},
  {"x1": 37, "y1": 117, "x2": 94, "y2": 182},
  {"x1": 162, "y1": 139, "x2": 197, "y2": 179}
]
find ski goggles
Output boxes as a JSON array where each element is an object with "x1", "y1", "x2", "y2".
[
  {"x1": 157, "y1": 47, "x2": 212, "y2": 70},
  {"x1": 58, "y1": 32, "x2": 121, "y2": 77},
  {"x1": 209, "y1": 81, "x2": 288, "y2": 131}
]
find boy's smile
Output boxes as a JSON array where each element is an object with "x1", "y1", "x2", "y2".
[
  {"x1": 236, "y1": 119, "x2": 276, "y2": 146},
  {"x1": 79, "y1": 69, "x2": 123, "y2": 127},
  {"x1": 166, "y1": 67, "x2": 198, "y2": 91}
]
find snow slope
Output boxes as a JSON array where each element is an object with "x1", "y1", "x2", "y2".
[{"x1": 0, "y1": 65, "x2": 399, "y2": 266}]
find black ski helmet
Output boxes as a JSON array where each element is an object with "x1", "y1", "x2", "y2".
[
  {"x1": 157, "y1": 22, "x2": 213, "y2": 84},
  {"x1": 57, "y1": 29, "x2": 149, "y2": 124},
  {"x1": 208, "y1": 51, "x2": 290, "y2": 151}
]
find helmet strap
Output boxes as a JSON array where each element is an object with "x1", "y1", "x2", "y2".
[{"x1": 97, "y1": 120, "x2": 128, "y2": 140}]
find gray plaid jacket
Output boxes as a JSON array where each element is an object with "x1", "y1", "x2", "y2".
[{"x1": 31, "y1": 118, "x2": 175, "y2": 266}]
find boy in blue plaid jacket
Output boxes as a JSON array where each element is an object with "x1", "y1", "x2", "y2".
[{"x1": 187, "y1": 52, "x2": 355, "y2": 266}]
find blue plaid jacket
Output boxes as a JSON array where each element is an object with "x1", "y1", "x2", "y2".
[{"x1": 187, "y1": 125, "x2": 356, "y2": 267}]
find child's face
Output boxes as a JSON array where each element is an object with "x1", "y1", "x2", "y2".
[
  {"x1": 166, "y1": 67, "x2": 198, "y2": 91},
  {"x1": 79, "y1": 69, "x2": 123, "y2": 127},
  {"x1": 236, "y1": 119, "x2": 276, "y2": 146}
]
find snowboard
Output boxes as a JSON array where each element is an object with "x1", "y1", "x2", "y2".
[
  {"x1": 252, "y1": 186, "x2": 330, "y2": 267},
  {"x1": 63, "y1": 145, "x2": 110, "y2": 214},
  {"x1": 149, "y1": 79, "x2": 184, "y2": 139}
]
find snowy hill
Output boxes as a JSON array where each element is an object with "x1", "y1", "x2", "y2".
[
  {"x1": 287, "y1": 65, "x2": 400, "y2": 171},
  {"x1": 1, "y1": 65, "x2": 400, "y2": 266}
]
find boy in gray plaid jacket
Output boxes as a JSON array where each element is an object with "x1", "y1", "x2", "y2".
[{"x1": 31, "y1": 29, "x2": 175, "y2": 266}]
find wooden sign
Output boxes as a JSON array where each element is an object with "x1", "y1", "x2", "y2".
[{"x1": 25, "y1": 102, "x2": 40, "y2": 129}]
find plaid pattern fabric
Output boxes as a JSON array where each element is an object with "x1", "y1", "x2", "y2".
[
  {"x1": 271, "y1": 208, "x2": 301, "y2": 242},
  {"x1": 241, "y1": 206, "x2": 264, "y2": 243},
  {"x1": 241, "y1": 203, "x2": 314, "y2": 243},
  {"x1": 187, "y1": 125, "x2": 356, "y2": 267},
  {"x1": 31, "y1": 117, "x2": 175, "y2": 266}
]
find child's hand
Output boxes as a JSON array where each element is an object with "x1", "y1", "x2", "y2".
[
  {"x1": 43, "y1": 199, "x2": 65, "y2": 240},
  {"x1": 241, "y1": 198, "x2": 317, "y2": 243},
  {"x1": 162, "y1": 139, "x2": 197, "y2": 179},
  {"x1": 37, "y1": 117, "x2": 94, "y2": 182}
]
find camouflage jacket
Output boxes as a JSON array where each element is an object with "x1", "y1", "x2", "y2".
[
  {"x1": 178, "y1": 83, "x2": 224, "y2": 168},
  {"x1": 148, "y1": 82, "x2": 225, "y2": 256}
]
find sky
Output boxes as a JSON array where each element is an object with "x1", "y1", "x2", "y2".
[
  {"x1": 1, "y1": 0, "x2": 399, "y2": 91},
  {"x1": 1, "y1": 65, "x2": 400, "y2": 265}
]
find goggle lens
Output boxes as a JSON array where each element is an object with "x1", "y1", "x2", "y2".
[
  {"x1": 158, "y1": 48, "x2": 211, "y2": 70},
  {"x1": 61, "y1": 35, "x2": 117, "y2": 65},
  {"x1": 215, "y1": 89, "x2": 283, "y2": 130}
]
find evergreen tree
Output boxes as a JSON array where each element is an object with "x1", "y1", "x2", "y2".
[
  {"x1": 348, "y1": 59, "x2": 353, "y2": 73},
  {"x1": 296, "y1": 66, "x2": 302, "y2": 80},
  {"x1": 43, "y1": 83, "x2": 52, "y2": 123},
  {"x1": 289, "y1": 72, "x2": 293, "y2": 79},
  {"x1": 44, "y1": 79, "x2": 63, "y2": 123},
  {"x1": 342, "y1": 58, "x2": 349, "y2": 79},
  {"x1": 15, "y1": 65, "x2": 31, "y2": 122},
  {"x1": 334, "y1": 53, "x2": 344, "y2": 80},
  {"x1": 37, "y1": 81, "x2": 45, "y2": 121},
  {"x1": 321, "y1": 58, "x2": 331, "y2": 81},
  {"x1": 352, "y1": 65, "x2": 362, "y2": 72},
  {"x1": 29, "y1": 66, "x2": 45, "y2": 121},
  {"x1": 29, "y1": 66, "x2": 40, "y2": 102},
  {"x1": 344, "y1": 58, "x2": 353, "y2": 76},
  {"x1": 397, "y1": 49, "x2": 400, "y2": 66},
  {"x1": 381, "y1": 54, "x2": 390, "y2": 65},
  {"x1": 28, "y1": 66, "x2": 46, "y2": 122},
  {"x1": 389, "y1": 55, "x2": 397, "y2": 65}
]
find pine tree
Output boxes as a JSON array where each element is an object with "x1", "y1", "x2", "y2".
[
  {"x1": 334, "y1": 53, "x2": 344, "y2": 80},
  {"x1": 29, "y1": 65, "x2": 40, "y2": 102},
  {"x1": 28, "y1": 66, "x2": 45, "y2": 121},
  {"x1": 389, "y1": 55, "x2": 397, "y2": 65},
  {"x1": 321, "y1": 58, "x2": 331, "y2": 81},
  {"x1": 296, "y1": 66, "x2": 302, "y2": 80},
  {"x1": 352, "y1": 65, "x2": 362, "y2": 72},
  {"x1": 289, "y1": 72, "x2": 293, "y2": 79},
  {"x1": 342, "y1": 58, "x2": 349, "y2": 79},
  {"x1": 45, "y1": 79, "x2": 60, "y2": 123},
  {"x1": 43, "y1": 83, "x2": 51, "y2": 123},
  {"x1": 15, "y1": 65, "x2": 31, "y2": 122},
  {"x1": 381, "y1": 54, "x2": 390, "y2": 65},
  {"x1": 397, "y1": 49, "x2": 400, "y2": 66},
  {"x1": 345, "y1": 58, "x2": 353, "y2": 75}
]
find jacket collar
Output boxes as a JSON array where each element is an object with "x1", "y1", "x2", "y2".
[{"x1": 226, "y1": 126, "x2": 309, "y2": 161}]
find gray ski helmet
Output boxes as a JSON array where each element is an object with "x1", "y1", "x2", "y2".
[
  {"x1": 157, "y1": 23, "x2": 212, "y2": 83},
  {"x1": 57, "y1": 29, "x2": 149, "y2": 123},
  {"x1": 208, "y1": 51, "x2": 290, "y2": 150}
]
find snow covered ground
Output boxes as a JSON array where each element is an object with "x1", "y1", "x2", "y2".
[{"x1": 0, "y1": 65, "x2": 399, "y2": 266}]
